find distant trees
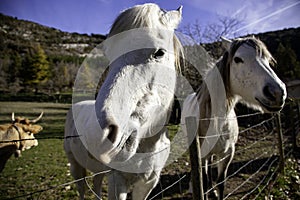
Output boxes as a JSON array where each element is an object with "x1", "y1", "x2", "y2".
[
  {"x1": 48, "y1": 61, "x2": 78, "y2": 93},
  {"x1": 0, "y1": 11, "x2": 299, "y2": 97},
  {"x1": 8, "y1": 52, "x2": 22, "y2": 94},
  {"x1": 0, "y1": 43, "x2": 81, "y2": 94},
  {"x1": 21, "y1": 44, "x2": 50, "y2": 93},
  {"x1": 274, "y1": 43, "x2": 300, "y2": 79},
  {"x1": 0, "y1": 14, "x2": 103, "y2": 95}
]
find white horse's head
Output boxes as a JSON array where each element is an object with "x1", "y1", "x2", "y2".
[
  {"x1": 221, "y1": 36, "x2": 287, "y2": 112},
  {"x1": 95, "y1": 3, "x2": 183, "y2": 163}
]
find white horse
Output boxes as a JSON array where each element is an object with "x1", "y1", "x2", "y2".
[
  {"x1": 64, "y1": 3, "x2": 183, "y2": 200},
  {"x1": 181, "y1": 36, "x2": 287, "y2": 199}
]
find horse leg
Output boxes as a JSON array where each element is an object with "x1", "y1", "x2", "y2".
[
  {"x1": 108, "y1": 171, "x2": 129, "y2": 200},
  {"x1": 202, "y1": 158, "x2": 209, "y2": 200},
  {"x1": 132, "y1": 171, "x2": 160, "y2": 200},
  {"x1": 208, "y1": 156, "x2": 218, "y2": 199},
  {"x1": 93, "y1": 173, "x2": 105, "y2": 200},
  {"x1": 216, "y1": 148, "x2": 234, "y2": 200},
  {"x1": 68, "y1": 155, "x2": 86, "y2": 200}
]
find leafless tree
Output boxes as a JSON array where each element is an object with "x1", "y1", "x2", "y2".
[
  {"x1": 180, "y1": 15, "x2": 244, "y2": 44},
  {"x1": 179, "y1": 14, "x2": 244, "y2": 89}
]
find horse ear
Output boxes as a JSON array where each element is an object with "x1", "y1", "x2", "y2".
[
  {"x1": 162, "y1": 6, "x2": 183, "y2": 29},
  {"x1": 221, "y1": 36, "x2": 232, "y2": 51},
  {"x1": 12, "y1": 112, "x2": 15, "y2": 122}
]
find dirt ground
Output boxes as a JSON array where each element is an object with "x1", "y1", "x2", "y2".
[{"x1": 148, "y1": 122, "x2": 299, "y2": 200}]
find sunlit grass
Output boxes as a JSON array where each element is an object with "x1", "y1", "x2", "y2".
[{"x1": 0, "y1": 102, "x2": 189, "y2": 199}]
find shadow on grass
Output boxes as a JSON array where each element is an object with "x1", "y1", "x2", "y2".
[{"x1": 148, "y1": 156, "x2": 278, "y2": 199}]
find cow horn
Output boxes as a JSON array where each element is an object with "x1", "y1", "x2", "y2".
[
  {"x1": 31, "y1": 112, "x2": 44, "y2": 123},
  {"x1": 12, "y1": 112, "x2": 15, "y2": 122}
]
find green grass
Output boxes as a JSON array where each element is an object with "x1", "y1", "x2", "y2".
[
  {"x1": 0, "y1": 102, "x2": 70, "y2": 137},
  {"x1": 0, "y1": 139, "x2": 79, "y2": 199},
  {"x1": 255, "y1": 156, "x2": 300, "y2": 200},
  {"x1": 0, "y1": 102, "x2": 80, "y2": 199},
  {"x1": 1, "y1": 101, "x2": 297, "y2": 200},
  {"x1": 0, "y1": 101, "x2": 106, "y2": 199},
  {"x1": 0, "y1": 102, "x2": 189, "y2": 200}
]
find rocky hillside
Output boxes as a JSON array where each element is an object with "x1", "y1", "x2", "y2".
[
  {"x1": 0, "y1": 13, "x2": 106, "y2": 57},
  {"x1": 0, "y1": 13, "x2": 107, "y2": 94},
  {"x1": 0, "y1": 13, "x2": 299, "y2": 95}
]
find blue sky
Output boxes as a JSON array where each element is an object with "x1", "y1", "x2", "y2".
[{"x1": 0, "y1": 0, "x2": 299, "y2": 37}]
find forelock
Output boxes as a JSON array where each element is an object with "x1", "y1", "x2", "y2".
[
  {"x1": 229, "y1": 37, "x2": 275, "y2": 64},
  {"x1": 108, "y1": 4, "x2": 161, "y2": 36}
]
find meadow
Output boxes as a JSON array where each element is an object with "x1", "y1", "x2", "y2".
[
  {"x1": 0, "y1": 101, "x2": 298, "y2": 199},
  {"x1": 0, "y1": 102, "x2": 190, "y2": 199},
  {"x1": 0, "y1": 102, "x2": 80, "y2": 199}
]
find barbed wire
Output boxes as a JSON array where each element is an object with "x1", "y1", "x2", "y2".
[
  {"x1": 205, "y1": 109, "x2": 292, "y2": 199},
  {"x1": 0, "y1": 112, "x2": 267, "y2": 144},
  {"x1": 239, "y1": 116, "x2": 275, "y2": 134},
  {"x1": 197, "y1": 115, "x2": 275, "y2": 139},
  {"x1": 207, "y1": 128, "x2": 275, "y2": 167},
  {"x1": 224, "y1": 153, "x2": 278, "y2": 199},
  {"x1": 84, "y1": 176, "x2": 102, "y2": 200},
  {"x1": 148, "y1": 174, "x2": 187, "y2": 200},
  {"x1": 205, "y1": 145, "x2": 277, "y2": 196},
  {"x1": 7, "y1": 169, "x2": 111, "y2": 200},
  {"x1": 0, "y1": 135, "x2": 82, "y2": 144},
  {"x1": 238, "y1": 155, "x2": 279, "y2": 200},
  {"x1": 251, "y1": 148, "x2": 294, "y2": 200}
]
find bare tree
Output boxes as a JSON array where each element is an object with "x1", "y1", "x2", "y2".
[
  {"x1": 180, "y1": 15, "x2": 243, "y2": 44},
  {"x1": 179, "y1": 15, "x2": 244, "y2": 89}
]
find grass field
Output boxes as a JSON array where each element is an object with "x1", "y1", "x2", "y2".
[
  {"x1": 0, "y1": 101, "x2": 298, "y2": 199},
  {"x1": 0, "y1": 102, "x2": 81, "y2": 199},
  {"x1": 0, "y1": 101, "x2": 191, "y2": 200}
]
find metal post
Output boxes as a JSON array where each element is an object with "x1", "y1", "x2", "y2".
[
  {"x1": 275, "y1": 112, "x2": 285, "y2": 174},
  {"x1": 186, "y1": 116, "x2": 204, "y2": 200}
]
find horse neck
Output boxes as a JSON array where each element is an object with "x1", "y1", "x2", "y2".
[
  {"x1": 201, "y1": 67, "x2": 237, "y2": 112},
  {"x1": 197, "y1": 67, "x2": 238, "y2": 136}
]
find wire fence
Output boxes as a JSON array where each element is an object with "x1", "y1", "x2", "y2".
[{"x1": 0, "y1": 100, "x2": 299, "y2": 199}]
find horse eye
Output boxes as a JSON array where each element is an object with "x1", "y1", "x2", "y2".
[
  {"x1": 234, "y1": 57, "x2": 244, "y2": 64},
  {"x1": 153, "y1": 48, "x2": 166, "y2": 59}
]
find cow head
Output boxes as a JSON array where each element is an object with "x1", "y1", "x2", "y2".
[{"x1": 11, "y1": 112, "x2": 43, "y2": 157}]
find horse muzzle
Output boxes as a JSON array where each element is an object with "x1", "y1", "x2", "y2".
[
  {"x1": 255, "y1": 82, "x2": 287, "y2": 112},
  {"x1": 99, "y1": 121, "x2": 139, "y2": 164}
]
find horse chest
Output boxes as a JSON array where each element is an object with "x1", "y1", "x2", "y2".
[{"x1": 201, "y1": 119, "x2": 238, "y2": 156}]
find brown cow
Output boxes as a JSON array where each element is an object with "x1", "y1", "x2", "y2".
[{"x1": 0, "y1": 112, "x2": 43, "y2": 172}]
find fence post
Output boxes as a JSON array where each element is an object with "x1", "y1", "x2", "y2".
[
  {"x1": 297, "y1": 101, "x2": 300, "y2": 149},
  {"x1": 297, "y1": 101, "x2": 300, "y2": 119},
  {"x1": 289, "y1": 102, "x2": 297, "y2": 151},
  {"x1": 186, "y1": 116, "x2": 204, "y2": 200},
  {"x1": 274, "y1": 112, "x2": 285, "y2": 175}
]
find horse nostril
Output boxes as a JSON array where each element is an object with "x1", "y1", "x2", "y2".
[
  {"x1": 263, "y1": 85, "x2": 276, "y2": 102},
  {"x1": 107, "y1": 124, "x2": 118, "y2": 143}
]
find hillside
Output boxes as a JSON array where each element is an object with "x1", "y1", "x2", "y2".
[
  {"x1": 0, "y1": 13, "x2": 106, "y2": 57},
  {"x1": 0, "y1": 13, "x2": 299, "y2": 96},
  {"x1": 0, "y1": 13, "x2": 106, "y2": 95},
  {"x1": 185, "y1": 28, "x2": 300, "y2": 89},
  {"x1": 256, "y1": 28, "x2": 300, "y2": 61}
]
